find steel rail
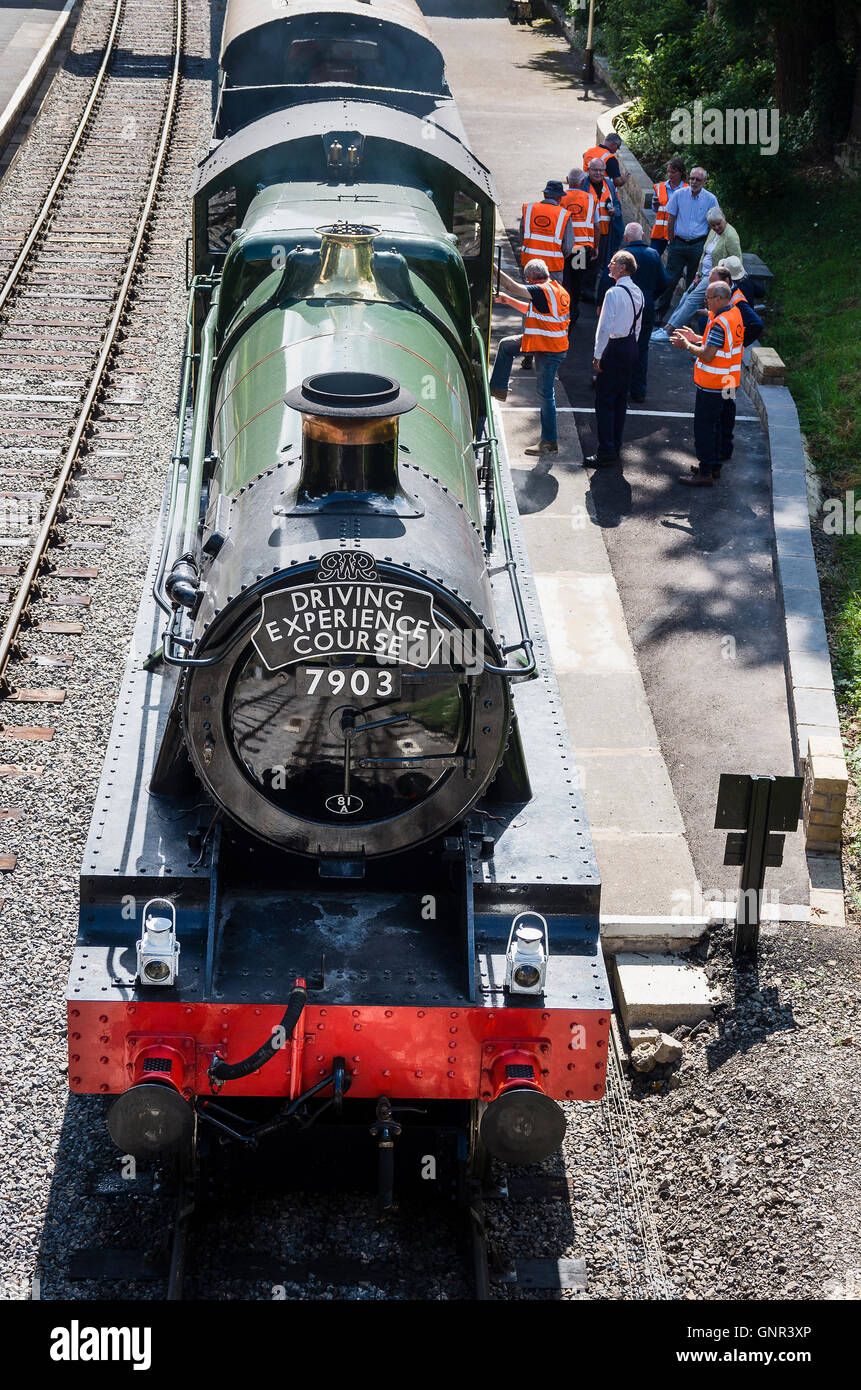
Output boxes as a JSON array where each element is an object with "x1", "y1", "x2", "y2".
[
  {"x1": 0, "y1": 0, "x2": 185, "y2": 692},
  {"x1": 0, "y1": 0, "x2": 126, "y2": 318},
  {"x1": 603, "y1": 1025, "x2": 673, "y2": 1299}
]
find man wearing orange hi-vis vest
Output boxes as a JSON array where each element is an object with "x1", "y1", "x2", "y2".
[
  {"x1": 561, "y1": 169, "x2": 599, "y2": 326},
  {"x1": 651, "y1": 157, "x2": 687, "y2": 258},
  {"x1": 490, "y1": 259, "x2": 570, "y2": 457},
  {"x1": 581, "y1": 159, "x2": 615, "y2": 303},
  {"x1": 670, "y1": 280, "x2": 744, "y2": 487},
  {"x1": 518, "y1": 181, "x2": 574, "y2": 370},
  {"x1": 520, "y1": 181, "x2": 574, "y2": 280},
  {"x1": 582, "y1": 131, "x2": 628, "y2": 262}
]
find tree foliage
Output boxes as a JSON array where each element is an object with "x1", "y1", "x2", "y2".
[{"x1": 572, "y1": 0, "x2": 860, "y2": 199}]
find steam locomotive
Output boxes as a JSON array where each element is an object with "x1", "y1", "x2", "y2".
[{"x1": 68, "y1": 0, "x2": 610, "y2": 1197}]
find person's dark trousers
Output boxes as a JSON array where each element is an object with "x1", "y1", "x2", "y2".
[
  {"x1": 650, "y1": 237, "x2": 668, "y2": 259},
  {"x1": 693, "y1": 386, "x2": 727, "y2": 477},
  {"x1": 596, "y1": 223, "x2": 620, "y2": 307},
  {"x1": 607, "y1": 214, "x2": 623, "y2": 261},
  {"x1": 582, "y1": 234, "x2": 607, "y2": 299},
  {"x1": 562, "y1": 260, "x2": 583, "y2": 330},
  {"x1": 655, "y1": 235, "x2": 705, "y2": 320},
  {"x1": 719, "y1": 393, "x2": 736, "y2": 460},
  {"x1": 631, "y1": 305, "x2": 654, "y2": 398},
  {"x1": 594, "y1": 336, "x2": 638, "y2": 458}
]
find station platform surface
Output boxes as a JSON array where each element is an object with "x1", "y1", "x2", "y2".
[
  {"x1": 421, "y1": 0, "x2": 810, "y2": 926},
  {"x1": 0, "y1": 2, "x2": 75, "y2": 152}
]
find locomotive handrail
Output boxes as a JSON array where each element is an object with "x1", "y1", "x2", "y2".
[
  {"x1": 162, "y1": 605, "x2": 242, "y2": 668},
  {"x1": 163, "y1": 288, "x2": 221, "y2": 609},
  {"x1": 153, "y1": 276, "x2": 214, "y2": 617},
  {"x1": 471, "y1": 321, "x2": 536, "y2": 681}
]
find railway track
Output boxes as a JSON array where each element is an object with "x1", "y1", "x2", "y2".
[
  {"x1": 71, "y1": 1144, "x2": 490, "y2": 1301},
  {"x1": 0, "y1": 0, "x2": 183, "y2": 880},
  {"x1": 65, "y1": 1055, "x2": 674, "y2": 1301}
]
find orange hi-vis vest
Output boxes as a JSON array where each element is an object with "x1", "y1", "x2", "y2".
[
  {"x1": 693, "y1": 305, "x2": 745, "y2": 392},
  {"x1": 729, "y1": 286, "x2": 748, "y2": 307},
  {"x1": 560, "y1": 188, "x2": 595, "y2": 249},
  {"x1": 585, "y1": 179, "x2": 613, "y2": 237},
  {"x1": 521, "y1": 279, "x2": 571, "y2": 354},
  {"x1": 651, "y1": 179, "x2": 687, "y2": 239},
  {"x1": 582, "y1": 144, "x2": 612, "y2": 171},
  {"x1": 521, "y1": 201, "x2": 570, "y2": 272}
]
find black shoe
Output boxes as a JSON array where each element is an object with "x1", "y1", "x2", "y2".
[
  {"x1": 689, "y1": 464, "x2": 721, "y2": 479},
  {"x1": 583, "y1": 452, "x2": 618, "y2": 468},
  {"x1": 519, "y1": 355, "x2": 534, "y2": 371},
  {"x1": 630, "y1": 393, "x2": 646, "y2": 403},
  {"x1": 679, "y1": 471, "x2": 714, "y2": 487}
]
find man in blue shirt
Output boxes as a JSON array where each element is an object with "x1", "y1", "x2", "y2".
[
  {"x1": 621, "y1": 222, "x2": 671, "y2": 401},
  {"x1": 654, "y1": 167, "x2": 718, "y2": 322}
]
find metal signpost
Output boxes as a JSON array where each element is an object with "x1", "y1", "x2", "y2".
[{"x1": 715, "y1": 773, "x2": 804, "y2": 958}]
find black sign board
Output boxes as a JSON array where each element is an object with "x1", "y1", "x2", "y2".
[
  {"x1": 251, "y1": 550, "x2": 446, "y2": 671},
  {"x1": 715, "y1": 773, "x2": 803, "y2": 832},
  {"x1": 714, "y1": 773, "x2": 804, "y2": 957}
]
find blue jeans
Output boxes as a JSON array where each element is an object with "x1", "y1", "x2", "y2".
[
  {"x1": 655, "y1": 236, "x2": 705, "y2": 319},
  {"x1": 666, "y1": 279, "x2": 707, "y2": 332},
  {"x1": 489, "y1": 335, "x2": 562, "y2": 443}
]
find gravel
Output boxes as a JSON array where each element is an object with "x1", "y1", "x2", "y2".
[
  {"x1": 628, "y1": 920, "x2": 861, "y2": 1300},
  {"x1": 0, "y1": 0, "x2": 223, "y2": 1301}
]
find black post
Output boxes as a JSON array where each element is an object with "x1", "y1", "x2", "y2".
[
  {"x1": 716, "y1": 771, "x2": 803, "y2": 961},
  {"x1": 733, "y1": 775, "x2": 772, "y2": 957},
  {"x1": 584, "y1": 0, "x2": 596, "y2": 84}
]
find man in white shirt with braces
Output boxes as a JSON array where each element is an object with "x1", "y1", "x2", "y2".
[{"x1": 584, "y1": 250, "x2": 644, "y2": 468}]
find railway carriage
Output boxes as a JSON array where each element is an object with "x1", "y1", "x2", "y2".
[{"x1": 67, "y1": 0, "x2": 611, "y2": 1201}]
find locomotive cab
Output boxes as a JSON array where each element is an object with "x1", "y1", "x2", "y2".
[{"x1": 215, "y1": 0, "x2": 450, "y2": 135}]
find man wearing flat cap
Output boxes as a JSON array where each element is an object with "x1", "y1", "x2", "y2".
[{"x1": 519, "y1": 181, "x2": 575, "y2": 368}]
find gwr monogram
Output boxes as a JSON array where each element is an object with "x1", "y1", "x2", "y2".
[{"x1": 316, "y1": 550, "x2": 378, "y2": 582}]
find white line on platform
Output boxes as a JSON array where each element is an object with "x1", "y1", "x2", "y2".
[{"x1": 499, "y1": 407, "x2": 759, "y2": 421}]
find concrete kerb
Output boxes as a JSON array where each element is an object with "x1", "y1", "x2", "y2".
[
  {"x1": 0, "y1": 1, "x2": 78, "y2": 158},
  {"x1": 740, "y1": 349, "x2": 849, "y2": 867}
]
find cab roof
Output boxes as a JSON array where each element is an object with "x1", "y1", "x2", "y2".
[{"x1": 221, "y1": 0, "x2": 439, "y2": 67}]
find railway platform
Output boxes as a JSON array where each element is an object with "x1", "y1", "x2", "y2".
[
  {"x1": 422, "y1": 0, "x2": 815, "y2": 945},
  {"x1": 0, "y1": 2, "x2": 77, "y2": 162}
]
